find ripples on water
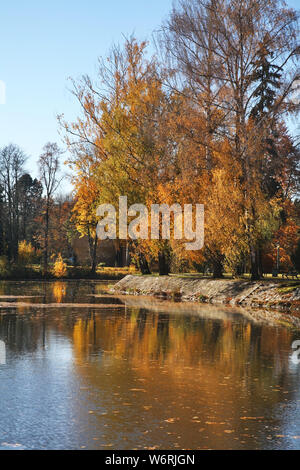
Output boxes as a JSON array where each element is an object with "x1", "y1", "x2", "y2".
[{"x1": 0, "y1": 280, "x2": 300, "y2": 450}]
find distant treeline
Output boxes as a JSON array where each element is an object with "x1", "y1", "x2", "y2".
[{"x1": 0, "y1": 143, "x2": 76, "y2": 276}]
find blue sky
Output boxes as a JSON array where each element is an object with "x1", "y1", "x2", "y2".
[
  {"x1": 0, "y1": 0, "x2": 298, "y2": 189},
  {"x1": 0, "y1": 0, "x2": 173, "y2": 185}
]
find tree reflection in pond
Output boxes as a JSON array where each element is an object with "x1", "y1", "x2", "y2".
[{"x1": 0, "y1": 280, "x2": 300, "y2": 450}]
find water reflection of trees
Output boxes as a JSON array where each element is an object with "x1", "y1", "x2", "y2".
[
  {"x1": 67, "y1": 307, "x2": 293, "y2": 380},
  {"x1": 0, "y1": 311, "x2": 45, "y2": 353},
  {"x1": 69, "y1": 308, "x2": 300, "y2": 450},
  {"x1": 0, "y1": 279, "x2": 103, "y2": 304},
  {"x1": 0, "y1": 300, "x2": 299, "y2": 449},
  {"x1": 0, "y1": 305, "x2": 294, "y2": 377}
]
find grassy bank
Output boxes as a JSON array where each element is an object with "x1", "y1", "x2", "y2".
[{"x1": 0, "y1": 265, "x2": 134, "y2": 281}]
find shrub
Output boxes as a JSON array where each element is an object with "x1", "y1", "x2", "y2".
[
  {"x1": 0, "y1": 256, "x2": 10, "y2": 278},
  {"x1": 18, "y1": 240, "x2": 35, "y2": 265},
  {"x1": 129, "y1": 265, "x2": 137, "y2": 274},
  {"x1": 52, "y1": 254, "x2": 68, "y2": 278}
]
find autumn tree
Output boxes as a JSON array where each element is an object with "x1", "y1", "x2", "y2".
[
  {"x1": 160, "y1": 0, "x2": 299, "y2": 279},
  {"x1": 50, "y1": 194, "x2": 75, "y2": 262},
  {"x1": 58, "y1": 4, "x2": 299, "y2": 279},
  {"x1": 68, "y1": 148, "x2": 101, "y2": 273},
  {"x1": 60, "y1": 38, "x2": 173, "y2": 274}
]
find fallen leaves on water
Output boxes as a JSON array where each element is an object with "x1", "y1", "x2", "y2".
[
  {"x1": 240, "y1": 416, "x2": 264, "y2": 420},
  {"x1": 1, "y1": 443, "x2": 23, "y2": 448},
  {"x1": 164, "y1": 418, "x2": 178, "y2": 423},
  {"x1": 205, "y1": 421, "x2": 226, "y2": 425}
]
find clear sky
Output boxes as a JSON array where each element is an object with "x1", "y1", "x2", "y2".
[
  {"x1": 0, "y1": 0, "x2": 298, "y2": 188},
  {"x1": 0, "y1": 0, "x2": 173, "y2": 184}
]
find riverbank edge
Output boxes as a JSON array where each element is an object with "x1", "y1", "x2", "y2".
[{"x1": 112, "y1": 275, "x2": 300, "y2": 313}]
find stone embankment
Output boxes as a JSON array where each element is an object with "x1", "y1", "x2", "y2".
[{"x1": 112, "y1": 275, "x2": 300, "y2": 313}]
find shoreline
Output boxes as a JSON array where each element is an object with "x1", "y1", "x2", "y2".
[{"x1": 112, "y1": 275, "x2": 300, "y2": 314}]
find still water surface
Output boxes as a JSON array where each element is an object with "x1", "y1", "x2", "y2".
[{"x1": 0, "y1": 280, "x2": 300, "y2": 450}]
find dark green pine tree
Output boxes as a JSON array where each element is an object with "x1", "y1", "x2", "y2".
[
  {"x1": 250, "y1": 42, "x2": 282, "y2": 121},
  {"x1": 249, "y1": 40, "x2": 284, "y2": 200}
]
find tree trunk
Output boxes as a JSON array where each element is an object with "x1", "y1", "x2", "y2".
[
  {"x1": 138, "y1": 252, "x2": 151, "y2": 275},
  {"x1": 258, "y1": 248, "x2": 263, "y2": 278},
  {"x1": 158, "y1": 250, "x2": 170, "y2": 276},
  {"x1": 212, "y1": 258, "x2": 224, "y2": 279},
  {"x1": 250, "y1": 245, "x2": 260, "y2": 281},
  {"x1": 43, "y1": 204, "x2": 49, "y2": 276},
  {"x1": 88, "y1": 233, "x2": 98, "y2": 274}
]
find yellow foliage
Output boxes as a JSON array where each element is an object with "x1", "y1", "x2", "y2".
[
  {"x1": 18, "y1": 241, "x2": 35, "y2": 265},
  {"x1": 60, "y1": 36, "x2": 299, "y2": 277},
  {"x1": 52, "y1": 254, "x2": 68, "y2": 278},
  {"x1": 52, "y1": 281, "x2": 67, "y2": 302}
]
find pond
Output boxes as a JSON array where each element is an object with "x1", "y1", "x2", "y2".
[{"x1": 0, "y1": 279, "x2": 300, "y2": 450}]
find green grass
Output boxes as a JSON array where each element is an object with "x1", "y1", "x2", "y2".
[
  {"x1": 0, "y1": 264, "x2": 134, "y2": 281},
  {"x1": 0, "y1": 263, "x2": 299, "y2": 284},
  {"x1": 277, "y1": 283, "x2": 300, "y2": 294}
]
